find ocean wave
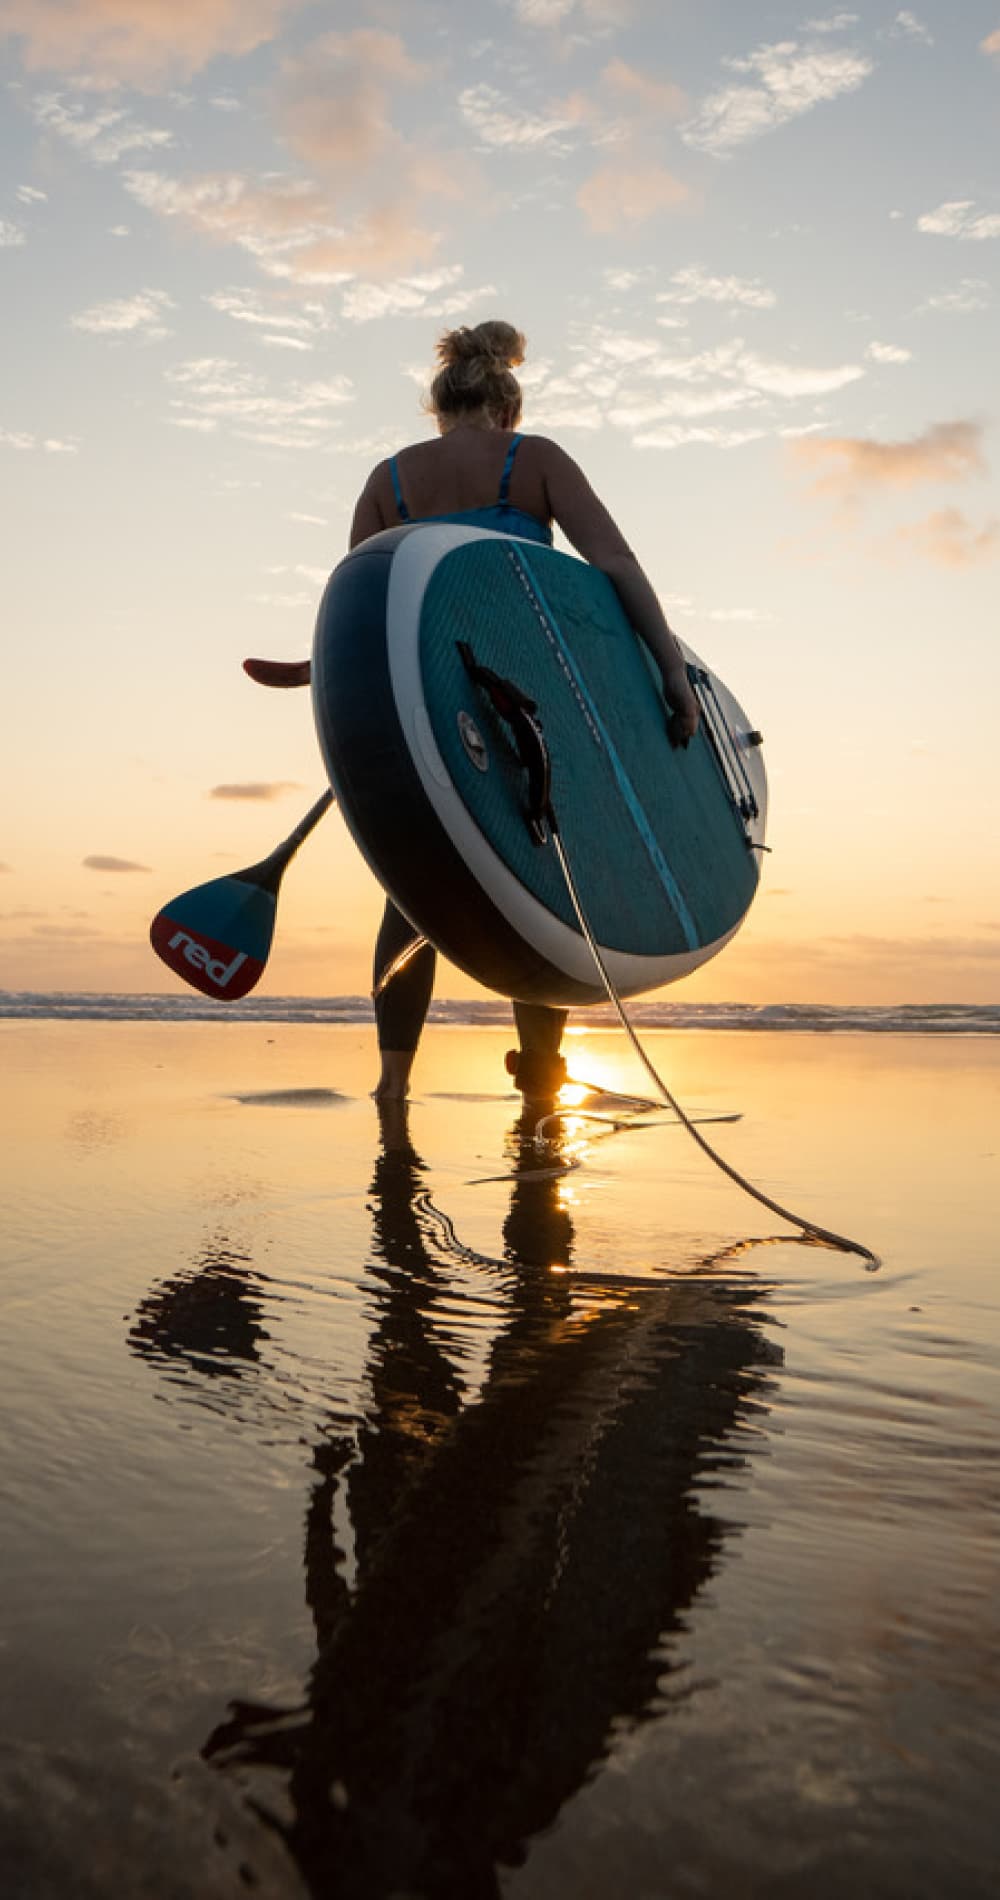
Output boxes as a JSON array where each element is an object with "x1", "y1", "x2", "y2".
[{"x1": 1, "y1": 992, "x2": 998, "y2": 1034}]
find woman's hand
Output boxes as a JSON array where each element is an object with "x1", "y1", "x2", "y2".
[{"x1": 662, "y1": 666, "x2": 700, "y2": 748}]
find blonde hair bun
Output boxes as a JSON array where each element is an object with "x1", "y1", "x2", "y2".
[
  {"x1": 429, "y1": 320, "x2": 526, "y2": 424},
  {"x1": 436, "y1": 321, "x2": 526, "y2": 370}
]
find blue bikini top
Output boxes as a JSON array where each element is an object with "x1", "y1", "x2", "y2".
[{"x1": 388, "y1": 433, "x2": 553, "y2": 547}]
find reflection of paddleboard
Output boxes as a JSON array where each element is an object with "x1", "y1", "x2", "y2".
[{"x1": 312, "y1": 525, "x2": 767, "y2": 1007}]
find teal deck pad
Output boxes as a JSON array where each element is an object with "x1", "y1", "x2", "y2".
[{"x1": 419, "y1": 539, "x2": 758, "y2": 957}]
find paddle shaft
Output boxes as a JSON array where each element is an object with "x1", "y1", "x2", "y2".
[{"x1": 274, "y1": 787, "x2": 335, "y2": 866}]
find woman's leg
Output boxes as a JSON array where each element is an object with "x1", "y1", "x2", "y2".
[
  {"x1": 373, "y1": 901, "x2": 437, "y2": 1100},
  {"x1": 507, "y1": 1001, "x2": 568, "y2": 1099}
]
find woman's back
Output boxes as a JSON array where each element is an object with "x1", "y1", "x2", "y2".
[{"x1": 365, "y1": 428, "x2": 552, "y2": 540}]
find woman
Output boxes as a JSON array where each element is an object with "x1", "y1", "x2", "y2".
[{"x1": 249, "y1": 320, "x2": 699, "y2": 1102}]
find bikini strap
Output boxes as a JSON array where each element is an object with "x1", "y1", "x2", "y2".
[
  {"x1": 497, "y1": 432, "x2": 523, "y2": 505},
  {"x1": 389, "y1": 455, "x2": 410, "y2": 522}
]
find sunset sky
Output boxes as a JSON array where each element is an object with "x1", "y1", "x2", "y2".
[{"x1": 2, "y1": 0, "x2": 998, "y2": 1003}]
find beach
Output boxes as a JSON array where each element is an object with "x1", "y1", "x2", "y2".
[{"x1": 2, "y1": 1017, "x2": 998, "y2": 1898}]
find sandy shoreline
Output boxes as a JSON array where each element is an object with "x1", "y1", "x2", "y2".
[{"x1": 2, "y1": 1024, "x2": 998, "y2": 1897}]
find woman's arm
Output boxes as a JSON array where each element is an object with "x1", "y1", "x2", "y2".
[
  {"x1": 246, "y1": 468, "x2": 388, "y2": 688},
  {"x1": 539, "y1": 440, "x2": 699, "y2": 744},
  {"x1": 349, "y1": 466, "x2": 390, "y2": 548}
]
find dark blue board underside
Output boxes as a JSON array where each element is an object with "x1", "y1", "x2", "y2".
[{"x1": 312, "y1": 527, "x2": 761, "y2": 1007}]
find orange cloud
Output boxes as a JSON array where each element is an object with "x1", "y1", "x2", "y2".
[
  {"x1": 0, "y1": 0, "x2": 300, "y2": 86},
  {"x1": 276, "y1": 30, "x2": 426, "y2": 172},
  {"x1": 601, "y1": 58, "x2": 686, "y2": 119},
  {"x1": 121, "y1": 29, "x2": 469, "y2": 280},
  {"x1": 896, "y1": 507, "x2": 1000, "y2": 567},
  {"x1": 291, "y1": 209, "x2": 440, "y2": 281},
  {"x1": 82, "y1": 853, "x2": 150, "y2": 872},
  {"x1": 209, "y1": 782, "x2": 302, "y2": 800},
  {"x1": 577, "y1": 163, "x2": 692, "y2": 232},
  {"x1": 790, "y1": 419, "x2": 986, "y2": 500},
  {"x1": 981, "y1": 28, "x2": 1000, "y2": 55},
  {"x1": 124, "y1": 168, "x2": 439, "y2": 281}
]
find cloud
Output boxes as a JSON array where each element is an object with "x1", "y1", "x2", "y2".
[
  {"x1": 982, "y1": 29, "x2": 1000, "y2": 56},
  {"x1": 459, "y1": 83, "x2": 582, "y2": 151},
  {"x1": 165, "y1": 356, "x2": 353, "y2": 449},
  {"x1": 0, "y1": 862, "x2": 12, "y2": 873},
  {"x1": 917, "y1": 278, "x2": 990, "y2": 315},
  {"x1": 824, "y1": 932, "x2": 1000, "y2": 964},
  {"x1": 791, "y1": 419, "x2": 986, "y2": 502},
  {"x1": 280, "y1": 209, "x2": 442, "y2": 282},
  {"x1": 1, "y1": 425, "x2": 79, "y2": 451},
  {"x1": 0, "y1": 0, "x2": 300, "y2": 87},
  {"x1": 895, "y1": 507, "x2": 999, "y2": 567},
  {"x1": 269, "y1": 30, "x2": 468, "y2": 275},
  {"x1": 682, "y1": 38, "x2": 873, "y2": 155},
  {"x1": 601, "y1": 58, "x2": 685, "y2": 120},
  {"x1": 805, "y1": 12, "x2": 859, "y2": 30},
  {"x1": 577, "y1": 163, "x2": 692, "y2": 231},
  {"x1": 125, "y1": 169, "x2": 335, "y2": 264},
  {"x1": 917, "y1": 200, "x2": 1000, "y2": 241},
  {"x1": 658, "y1": 338, "x2": 863, "y2": 398},
  {"x1": 891, "y1": 10, "x2": 933, "y2": 44},
  {"x1": 512, "y1": 0, "x2": 633, "y2": 25},
  {"x1": 657, "y1": 263, "x2": 776, "y2": 309},
  {"x1": 16, "y1": 183, "x2": 47, "y2": 202},
  {"x1": 340, "y1": 266, "x2": 498, "y2": 325},
  {"x1": 525, "y1": 326, "x2": 863, "y2": 449},
  {"x1": 33, "y1": 91, "x2": 172, "y2": 164},
  {"x1": 603, "y1": 267, "x2": 653, "y2": 291},
  {"x1": 865, "y1": 339, "x2": 912, "y2": 363},
  {"x1": 276, "y1": 30, "x2": 425, "y2": 171},
  {"x1": 82, "y1": 854, "x2": 150, "y2": 872},
  {"x1": 262, "y1": 561, "x2": 327, "y2": 584},
  {"x1": 0, "y1": 220, "x2": 26, "y2": 246},
  {"x1": 124, "y1": 168, "x2": 440, "y2": 281},
  {"x1": 632, "y1": 424, "x2": 766, "y2": 450},
  {"x1": 209, "y1": 782, "x2": 302, "y2": 800},
  {"x1": 32, "y1": 923, "x2": 103, "y2": 938},
  {"x1": 71, "y1": 287, "x2": 173, "y2": 338},
  {"x1": 206, "y1": 286, "x2": 332, "y2": 349},
  {"x1": 610, "y1": 387, "x2": 764, "y2": 427}
]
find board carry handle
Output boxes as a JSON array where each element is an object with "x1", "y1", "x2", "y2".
[{"x1": 457, "y1": 641, "x2": 557, "y2": 846}]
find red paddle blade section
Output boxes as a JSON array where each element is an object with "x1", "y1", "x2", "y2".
[{"x1": 150, "y1": 905, "x2": 269, "y2": 1000}]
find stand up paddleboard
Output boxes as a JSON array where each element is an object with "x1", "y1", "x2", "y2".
[{"x1": 312, "y1": 524, "x2": 766, "y2": 1008}]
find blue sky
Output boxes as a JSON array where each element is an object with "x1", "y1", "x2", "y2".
[{"x1": 2, "y1": 1, "x2": 999, "y2": 1000}]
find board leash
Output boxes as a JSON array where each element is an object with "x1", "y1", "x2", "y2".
[{"x1": 549, "y1": 828, "x2": 880, "y2": 1270}]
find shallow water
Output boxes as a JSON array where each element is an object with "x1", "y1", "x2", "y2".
[{"x1": 1, "y1": 1023, "x2": 998, "y2": 1898}]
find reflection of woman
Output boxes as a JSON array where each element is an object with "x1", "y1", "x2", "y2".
[
  {"x1": 199, "y1": 1103, "x2": 781, "y2": 1900},
  {"x1": 248, "y1": 319, "x2": 700, "y2": 1104}
]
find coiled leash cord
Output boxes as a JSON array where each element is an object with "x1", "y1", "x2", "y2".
[{"x1": 550, "y1": 828, "x2": 879, "y2": 1269}]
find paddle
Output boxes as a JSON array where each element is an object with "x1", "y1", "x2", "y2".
[
  {"x1": 243, "y1": 656, "x2": 310, "y2": 688},
  {"x1": 149, "y1": 789, "x2": 335, "y2": 999}
]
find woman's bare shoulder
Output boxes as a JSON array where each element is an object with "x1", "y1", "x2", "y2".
[
  {"x1": 518, "y1": 432, "x2": 572, "y2": 458},
  {"x1": 518, "y1": 434, "x2": 587, "y2": 480}
]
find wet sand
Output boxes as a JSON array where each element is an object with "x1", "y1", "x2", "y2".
[{"x1": 2, "y1": 1022, "x2": 998, "y2": 1898}]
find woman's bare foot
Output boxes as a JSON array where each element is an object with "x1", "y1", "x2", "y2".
[{"x1": 373, "y1": 1050, "x2": 416, "y2": 1101}]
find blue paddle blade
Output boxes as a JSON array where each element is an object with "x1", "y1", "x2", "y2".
[
  {"x1": 149, "y1": 789, "x2": 334, "y2": 1000},
  {"x1": 150, "y1": 874, "x2": 276, "y2": 999}
]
